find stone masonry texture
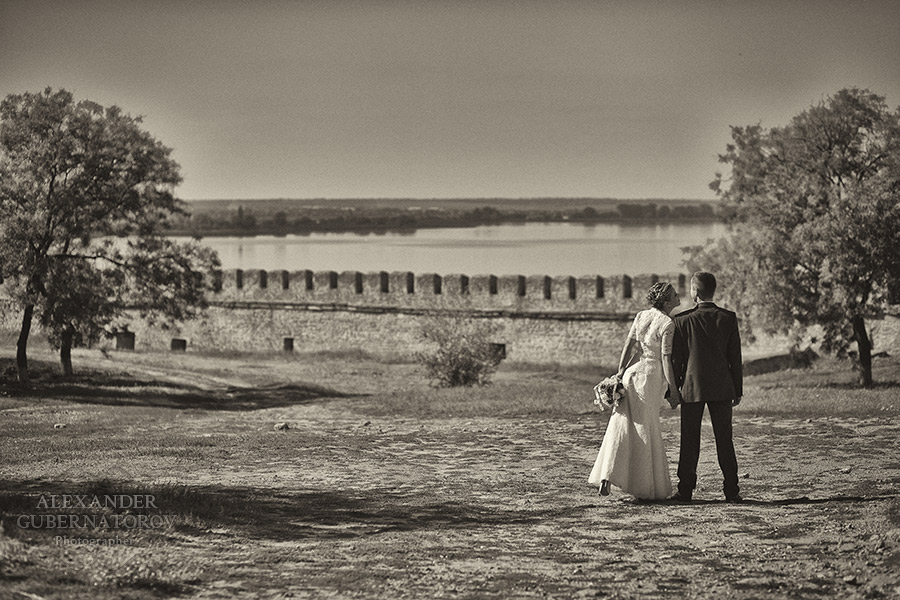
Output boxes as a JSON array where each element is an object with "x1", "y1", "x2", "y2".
[{"x1": 2, "y1": 270, "x2": 899, "y2": 366}]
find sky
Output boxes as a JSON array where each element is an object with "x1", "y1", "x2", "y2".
[{"x1": 2, "y1": 0, "x2": 899, "y2": 201}]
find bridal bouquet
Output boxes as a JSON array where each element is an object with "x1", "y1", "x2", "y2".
[{"x1": 593, "y1": 375, "x2": 624, "y2": 409}]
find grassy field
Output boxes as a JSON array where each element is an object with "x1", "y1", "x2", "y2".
[{"x1": 1, "y1": 347, "x2": 899, "y2": 599}]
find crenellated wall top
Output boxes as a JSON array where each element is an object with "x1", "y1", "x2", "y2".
[
  {"x1": 208, "y1": 269, "x2": 691, "y2": 312},
  {"x1": 0, "y1": 268, "x2": 692, "y2": 313}
]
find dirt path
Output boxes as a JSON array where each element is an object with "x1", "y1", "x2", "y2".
[
  {"x1": 2, "y1": 351, "x2": 899, "y2": 598},
  {"x1": 91, "y1": 405, "x2": 900, "y2": 598}
]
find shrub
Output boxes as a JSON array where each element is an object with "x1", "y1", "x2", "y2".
[{"x1": 417, "y1": 318, "x2": 504, "y2": 387}]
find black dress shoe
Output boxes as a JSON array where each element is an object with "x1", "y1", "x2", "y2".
[
  {"x1": 669, "y1": 492, "x2": 692, "y2": 503},
  {"x1": 725, "y1": 495, "x2": 744, "y2": 503},
  {"x1": 599, "y1": 480, "x2": 611, "y2": 496}
]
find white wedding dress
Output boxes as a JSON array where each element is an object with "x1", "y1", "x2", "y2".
[{"x1": 589, "y1": 308, "x2": 674, "y2": 500}]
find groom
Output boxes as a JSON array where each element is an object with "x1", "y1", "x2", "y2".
[{"x1": 671, "y1": 272, "x2": 743, "y2": 503}]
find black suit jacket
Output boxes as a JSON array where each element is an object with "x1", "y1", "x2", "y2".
[{"x1": 673, "y1": 302, "x2": 743, "y2": 404}]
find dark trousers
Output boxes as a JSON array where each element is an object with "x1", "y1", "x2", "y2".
[{"x1": 677, "y1": 401, "x2": 739, "y2": 499}]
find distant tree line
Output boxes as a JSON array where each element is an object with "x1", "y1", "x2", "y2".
[
  {"x1": 165, "y1": 201, "x2": 721, "y2": 236},
  {"x1": 614, "y1": 203, "x2": 715, "y2": 220}
]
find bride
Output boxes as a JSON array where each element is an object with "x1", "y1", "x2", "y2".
[{"x1": 589, "y1": 282, "x2": 682, "y2": 500}]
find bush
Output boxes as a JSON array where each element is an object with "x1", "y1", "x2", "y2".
[{"x1": 417, "y1": 318, "x2": 504, "y2": 387}]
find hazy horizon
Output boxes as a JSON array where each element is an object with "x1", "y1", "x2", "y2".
[{"x1": 3, "y1": 1, "x2": 899, "y2": 201}]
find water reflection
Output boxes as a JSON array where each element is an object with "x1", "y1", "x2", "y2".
[{"x1": 176, "y1": 222, "x2": 726, "y2": 276}]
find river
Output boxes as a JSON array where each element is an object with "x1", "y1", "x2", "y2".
[{"x1": 181, "y1": 221, "x2": 727, "y2": 277}]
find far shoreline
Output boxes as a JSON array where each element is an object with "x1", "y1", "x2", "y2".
[
  {"x1": 164, "y1": 215, "x2": 724, "y2": 239},
  {"x1": 167, "y1": 197, "x2": 723, "y2": 238}
]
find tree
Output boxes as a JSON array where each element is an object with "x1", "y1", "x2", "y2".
[
  {"x1": 232, "y1": 205, "x2": 257, "y2": 231},
  {"x1": 0, "y1": 88, "x2": 219, "y2": 382},
  {"x1": 38, "y1": 259, "x2": 124, "y2": 377},
  {"x1": 577, "y1": 206, "x2": 599, "y2": 220},
  {"x1": 695, "y1": 88, "x2": 900, "y2": 386},
  {"x1": 272, "y1": 210, "x2": 288, "y2": 230}
]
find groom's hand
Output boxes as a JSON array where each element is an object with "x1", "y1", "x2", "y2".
[
  {"x1": 668, "y1": 389, "x2": 682, "y2": 409},
  {"x1": 732, "y1": 396, "x2": 742, "y2": 407}
]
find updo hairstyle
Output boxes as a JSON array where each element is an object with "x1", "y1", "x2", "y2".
[{"x1": 646, "y1": 282, "x2": 675, "y2": 310}]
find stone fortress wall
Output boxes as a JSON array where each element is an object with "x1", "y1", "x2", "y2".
[
  {"x1": 128, "y1": 269, "x2": 675, "y2": 365},
  {"x1": 3, "y1": 269, "x2": 899, "y2": 366}
]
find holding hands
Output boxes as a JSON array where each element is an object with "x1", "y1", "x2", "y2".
[{"x1": 667, "y1": 386, "x2": 682, "y2": 409}]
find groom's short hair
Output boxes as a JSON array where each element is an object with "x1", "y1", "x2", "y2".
[{"x1": 692, "y1": 271, "x2": 717, "y2": 300}]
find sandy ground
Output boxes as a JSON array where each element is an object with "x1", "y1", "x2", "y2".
[{"x1": 1, "y1": 353, "x2": 899, "y2": 599}]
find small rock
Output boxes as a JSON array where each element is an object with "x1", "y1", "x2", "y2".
[
  {"x1": 741, "y1": 472, "x2": 750, "y2": 479},
  {"x1": 363, "y1": 420, "x2": 372, "y2": 427},
  {"x1": 572, "y1": 567, "x2": 583, "y2": 575},
  {"x1": 840, "y1": 467, "x2": 852, "y2": 474},
  {"x1": 274, "y1": 422, "x2": 290, "y2": 431},
  {"x1": 53, "y1": 423, "x2": 66, "y2": 429},
  {"x1": 842, "y1": 575, "x2": 857, "y2": 584}
]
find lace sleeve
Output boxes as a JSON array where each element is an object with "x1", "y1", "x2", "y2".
[
  {"x1": 661, "y1": 319, "x2": 675, "y2": 355},
  {"x1": 627, "y1": 313, "x2": 640, "y2": 340}
]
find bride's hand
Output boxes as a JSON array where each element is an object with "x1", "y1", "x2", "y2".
[{"x1": 668, "y1": 388, "x2": 682, "y2": 408}]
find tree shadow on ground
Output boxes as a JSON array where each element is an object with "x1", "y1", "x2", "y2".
[
  {"x1": 811, "y1": 380, "x2": 900, "y2": 390},
  {"x1": 0, "y1": 358, "x2": 359, "y2": 411},
  {"x1": 0, "y1": 478, "x2": 585, "y2": 543},
  {"x1": 660, "y1": 494, "x2": 898, "y2": 507},
  {"x1": 3, "y1": 380, "x2": 360, "y2": 411},
  {"x1": 5, "y1": 479, "x2": 895, "y2": 546},
  {"x1": 748, "y1": 355, "x2": 900, "y2": 390}
]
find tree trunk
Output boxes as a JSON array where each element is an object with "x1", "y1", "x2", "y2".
[
  {"x1": 851, "y1": 316, "x2": 873, "y2": 388},
  {"x1": 60, "y1": 328, "x2": 74, "y2": 377},
  {"x1": 16, "y1": 304, "x2": 34, "y2": 385}
]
